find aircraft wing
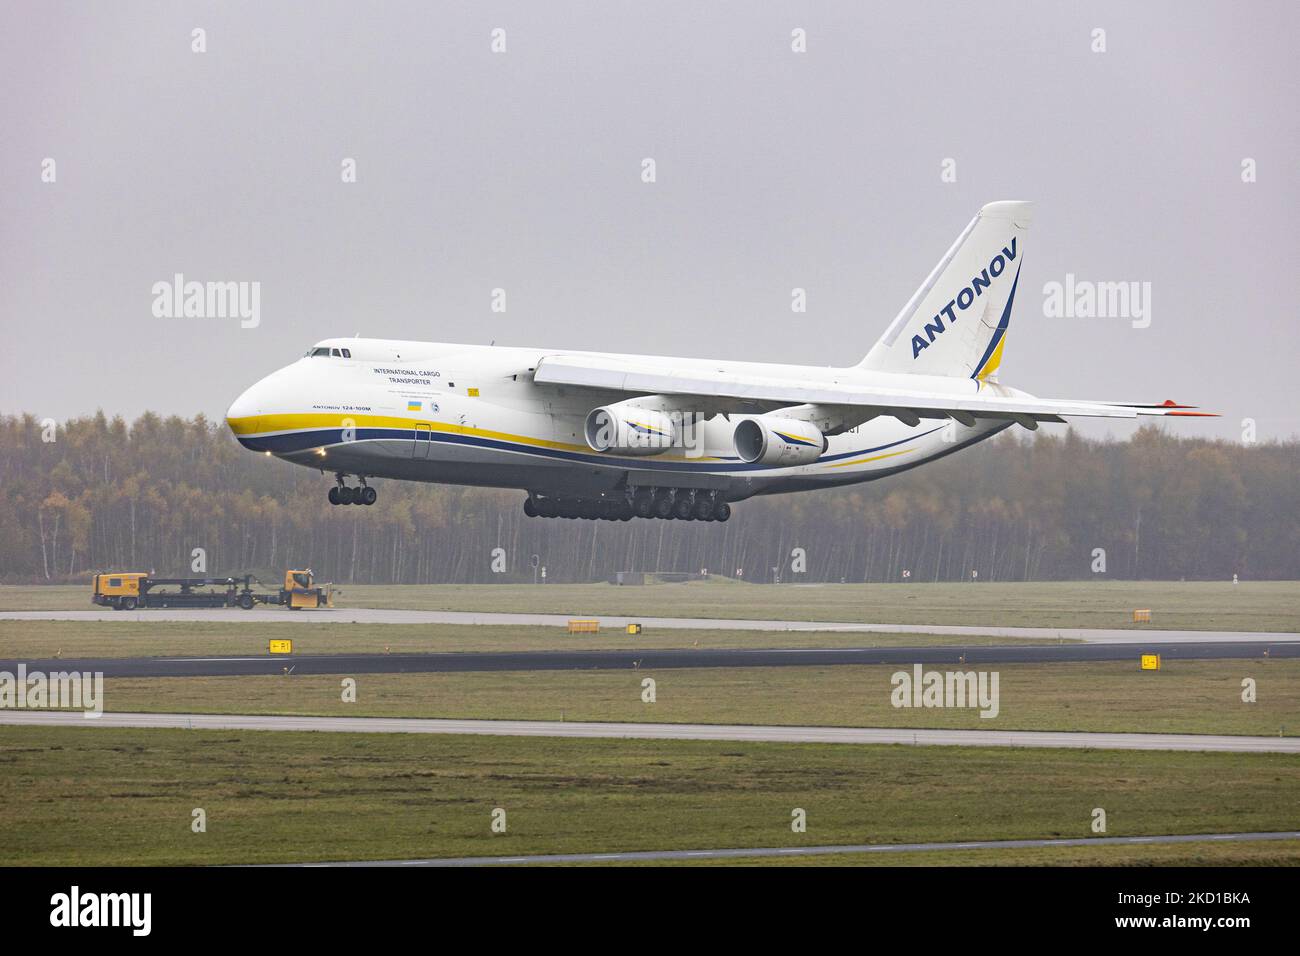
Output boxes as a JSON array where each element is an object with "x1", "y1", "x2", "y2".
[{"x1": 532, "y1": 354, "x2": 1213, "y2": 426}]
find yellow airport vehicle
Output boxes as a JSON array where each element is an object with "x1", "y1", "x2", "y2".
[
  {"x1": 567, "y1": 619, "x2": 600, "y2": 634},
  {"x1": 91, "y1": 569, "x2": 334, "y2": 611},
  {"x1": 279, "y1": 569, "x2": 335, "y2": 610}
]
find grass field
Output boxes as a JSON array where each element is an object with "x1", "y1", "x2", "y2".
[
  {"x1": 2, "y1": 726, "x2": 1297, "y2": 866},
  {"x1": 3, "y1": 580, "x2": 1297, "y2": 631},
  {"x1": 343, "y1": 580, "x2": 1300, "y2": 632},
  {"x1": 75, "y1": 660, "x2": 1300, "y2": 736},
  {"x1": 0, "y1": 620, "x2": 1073, "y2": 660},
  {"x1": 4, "y1": 580, "x2": 1296, "y2": 867}
]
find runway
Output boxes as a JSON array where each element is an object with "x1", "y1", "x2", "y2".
[
  {"x1": 284, "y1": 830, "x2": 1300, "y2": 867},
  {"x1": 3, "y1": 608, "x2": 1296, "y2": 644},
  {"x1": 4, "y1": 710, "x2": 1296, "y2": 753},
  {"x1": 2, "y1": 639, "x2": 1293, "y2": 680}
]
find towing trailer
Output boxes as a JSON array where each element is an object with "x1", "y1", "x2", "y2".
[{"x1": 91, "y1": 569, "x2": 335, "y2": 610}]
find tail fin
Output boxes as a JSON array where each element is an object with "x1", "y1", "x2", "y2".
[{"x1": 859, "y1": 200, "x2": 1033, "y2": 381}]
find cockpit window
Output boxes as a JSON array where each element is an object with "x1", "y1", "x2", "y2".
[
  {"x1": 341, "y1": 348, "x2": 351, "y2": 358},
  {"x1": 309, "y1": 347, "x2": 330, "y2": 357}
]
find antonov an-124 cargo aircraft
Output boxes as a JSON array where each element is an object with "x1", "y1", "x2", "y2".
[{"x1": 226, "y1": 201, "x2": 1210, "y2": 522}]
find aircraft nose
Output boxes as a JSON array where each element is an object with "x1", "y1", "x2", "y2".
[
  {"x1": 226, "y1": 387, "x2": 257, "y2": 424},
  {"x1": 226, "y1": 379, "x2": 270, "y2": 447},
  {"x1": 226, "y1": 382, "x2": 263, "y2": 423}
]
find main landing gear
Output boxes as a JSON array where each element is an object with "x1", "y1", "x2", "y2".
[
  {"x1": 524, "y1": 488, "x2": 732, "y2": 522},
  {"x1": 329, "y1": 474, "x2": 377, "y2": 506}
]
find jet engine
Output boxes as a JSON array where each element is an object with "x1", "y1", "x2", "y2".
[
  {"x1": 584, "y1": 402, "x2": 679, "y2": 456},
  {"x1": 733, "y1": 417, "x2": 827, "y2": 466}
]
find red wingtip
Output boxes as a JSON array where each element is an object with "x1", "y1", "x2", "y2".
[{"x1": 1166, "y1": 411, "x2": 1219, "y2": 417}]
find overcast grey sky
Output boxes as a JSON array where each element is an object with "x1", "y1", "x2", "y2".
[{"x1": 2, "y1": 1, "x2": 1295, "y2": 441}]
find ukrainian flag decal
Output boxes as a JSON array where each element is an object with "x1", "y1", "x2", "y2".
[{"x1": 407, "y1": 401, "x2": 421, "y2": 412}]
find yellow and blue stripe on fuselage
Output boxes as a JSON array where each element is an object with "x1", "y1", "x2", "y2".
[{"x1": 226, "y1": 412, "x2": 953, "y2": 477}]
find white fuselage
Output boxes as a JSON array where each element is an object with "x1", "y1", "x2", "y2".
[{"x1": 225, "y1": 337, "x2": 1012, "y2": 501}]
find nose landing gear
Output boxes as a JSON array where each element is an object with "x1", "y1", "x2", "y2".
[{"x1": 330, "y1": 475, "x2": 377, "y2": 506}]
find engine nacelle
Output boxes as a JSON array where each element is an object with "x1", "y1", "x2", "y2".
[
  {"x1": 584, "y1": 402, "x2": 679, "y2": 456},
  {"x1": 734, "y1": 417, "x2": 827, "y2": 466}
]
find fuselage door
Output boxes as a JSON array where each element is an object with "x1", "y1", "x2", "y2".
[{"x1": 413, "y1": 422, "x2": 432, "y2": 459}]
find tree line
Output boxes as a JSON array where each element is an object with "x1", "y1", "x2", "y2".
[{"x1": 1, "y1": 412, "x2": 1296, "y2": 584}]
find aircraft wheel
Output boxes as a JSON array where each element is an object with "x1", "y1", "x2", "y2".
[
  {"x1": 328, "y1": 486, "x2": 340, "y2": 505},
  {"x1": 633, "y1": 493, "x2": 655, "y2": 519},
  {"x1": 713, "y1": 501, "x2": 732, "y2": 522},
  {"x1": 336, "y1": 486, "x2": 353, "y2": 505},
  {"x1": 523, "y1": 497, "x2": 537, "y2": 517},
  {"x1": 653, "y1": 495, "x2": 675, "y2": 519},
  {"x1": 693, "y1": 498, "x2": 714, "y2": 521},
  {"x1": 672, "y1": 496, "x2": 694, "y2": 520},
  {"x1": 538, "y1": 499, "x2": 559, "y2": 518},
  {"x1": 360, "y1": 486, "x2": 378, "y2": 506}
]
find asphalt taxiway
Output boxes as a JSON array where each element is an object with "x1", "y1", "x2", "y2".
[
  {"x1": 2, "y1": 608, "x2": 1296, "y2": 644},
  {"x1": 4, "y1": 710, "x2": 1296, "y2": 753},
  {"x1": 284, "y1": 830, "x2": 1300, "y2": 867},
  {"x1": 1, "y1": 638, "x2": 1292, "y2": 680}
]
